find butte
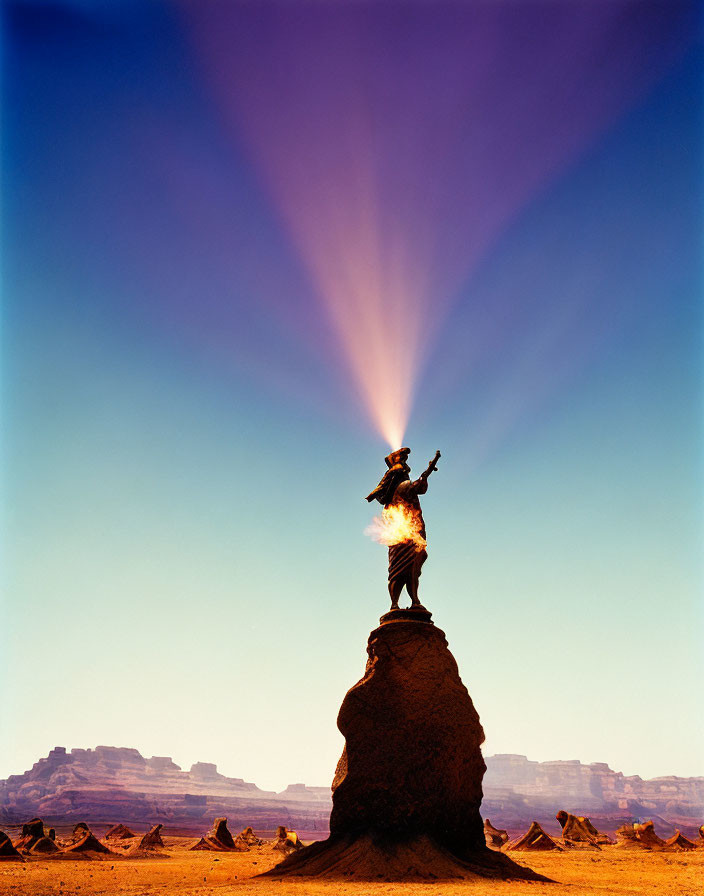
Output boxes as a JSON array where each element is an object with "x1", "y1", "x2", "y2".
[{"x1": 262, "y1": 606, "x2": 548, "y2": 881}]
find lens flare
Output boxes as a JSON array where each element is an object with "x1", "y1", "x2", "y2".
[{"x1": 365, "y1": 504, "x2": 426, "y2": 551}]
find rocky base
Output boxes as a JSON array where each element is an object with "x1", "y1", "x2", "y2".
[{"x1": 259, "y1": 833, "x2": 550, "y2": 881}]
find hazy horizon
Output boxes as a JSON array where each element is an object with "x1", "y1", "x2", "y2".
[{"x1": 3, "y1": 740, "x2": 701, "y2": 797}]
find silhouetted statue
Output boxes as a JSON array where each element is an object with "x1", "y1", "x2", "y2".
[{"x1": 366, "y1": 447, "x2": 440, "y2": 609}]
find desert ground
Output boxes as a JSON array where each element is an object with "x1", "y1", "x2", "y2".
[{"x1": 1, "y1": 835, "x2": 702, "y2": 896}]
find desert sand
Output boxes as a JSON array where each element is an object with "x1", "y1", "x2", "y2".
[{"x1": 1, "y1": 836, "x2": 702, "y2": 896}]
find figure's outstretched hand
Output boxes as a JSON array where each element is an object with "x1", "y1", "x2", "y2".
[{"x1": 422, "y1": 450, "x2": 441, "y2": 480}]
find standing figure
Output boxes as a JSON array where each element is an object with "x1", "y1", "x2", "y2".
[{"x1": 366, "y1": 447, "x2": 440, "y2": 609}]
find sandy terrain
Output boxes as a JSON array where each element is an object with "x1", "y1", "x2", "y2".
[{"x1": 1, "y1": 837, "x2": 702, "y2": 896}]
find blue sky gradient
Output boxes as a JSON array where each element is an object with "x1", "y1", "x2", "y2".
[{"x1": 1, "y1": 1, "x2": 702, "y2": 789}]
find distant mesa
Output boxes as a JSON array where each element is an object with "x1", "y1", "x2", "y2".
[
  {"x1": 507, "y1": 821, "x2": 563, "y2": 851},
  {"x1": 189, "y1": 762, "x2": 221, "y2": 780},
  {"x1": 0, "y1": 744, "x2": 330, "y2": 834},
  {"x1": 0, "y1": 743, "x2": 701, "y2": 838}
]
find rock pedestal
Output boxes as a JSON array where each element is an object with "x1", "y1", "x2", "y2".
[{"x1": 263, "y1": 611, "x2": 546, "y2": 880}]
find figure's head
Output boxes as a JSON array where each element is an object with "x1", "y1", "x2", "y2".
[{"x1": 385, "y1": 447, "x2": 410, "y2": 470}]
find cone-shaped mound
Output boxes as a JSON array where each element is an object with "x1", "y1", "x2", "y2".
[
  {"x1": 484, "y1": 819, "x2": 509, "y2": 849},
  {"x1": 104, "y1": 824, "x2": 135, "y2": 841},
  {"x1": 556, "y1": 811, "x2": 611, "y2": 847},
  {"x1": 29, "y1": 837, "x2": 60, "y2": 855},
  {"x1": 264, "y1": 833, "x2": 547, "y2": 880},
  {"x1": 262, "y1": 615, "x2": 548, "y2": 881},
  {"x1": 190, "y1": 837, "x2": 228, "y2": 852},
  {"x1": 507, "y1": 822, "x2": 562, "y2": 851},
  {"x1": 0, "y1": 832, "x2": 24, "y2": 861},
  {"x1": 664, "y1": 831, "x2": 697, "y2": 851},
  {"x1": 138, "y1": 824, "x2": 164, "y2": 850},
  {"x1": 63, "y1": 823, "x2": 111, "y2": 855}
]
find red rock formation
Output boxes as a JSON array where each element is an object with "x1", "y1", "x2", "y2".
[
  {"x1": 615, "y1": 820, "x2": 667, "y2": 850},
  {"x1": 63, "y1": 823, "x2": 112, "y2": 855},
  {"x1": 556, "y1": 810, "x2": 612, "y2": 846},
  {"x1": 0, "y1": 832, "x2": 24, "y2": 861},
  {"x1": 189, "y1": 817, "x2": 248, "y2": 852},
  {"x1": 104, "y1": 823, "x2": 135, "y2": 841},
  {"x1": 191, "y1": 836, "x2": 228, "y2": 851},
  {"x1": 138, "y1": 824, "x2": 164, "y2": 850},
  {"x1": 2, "y1": 743, "x2": 700, "y2": 836},
  {"x1": 664, "y1": 831, "x2": 697, "y2": 851},
  {"x1": 262, "y1": 614, "x2": 547, "y2": 881},
  {"x1": 13, "y1": 818, "x2": 45, "y2": 851},
  {"x1": 507, "y1": 822, "x2": 562, "y2": 851},
  {"x1": 483, "y1": 819, "x2": 509, "y2": 849},
  {"x1": 273, "y1": 826, "x2": 302, "y2": 854},
  {"x1": 239, "y1": 826, "x2": 262, "y2": 846},
  {"x1": 633, "y1": 820, "x2": 666, "y2": 849},
  {"x1": 14, "y1": 818, "x2": 58, "y2": 854},
  {"x1": 29, "y1": 836, "x2": 60, "y2": 855}
]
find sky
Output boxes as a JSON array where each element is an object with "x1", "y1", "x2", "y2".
[{"x1": 1, "y1": 1, "x2": 702, "y2": 792}]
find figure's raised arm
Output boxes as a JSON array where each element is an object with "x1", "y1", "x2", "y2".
[{"x1": 420, "y1": 450, "x2": 441, "y2": 482}]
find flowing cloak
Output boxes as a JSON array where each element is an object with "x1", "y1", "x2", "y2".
[{"x1": 387, "y1": 477, "x2": 428, "y2": 587}]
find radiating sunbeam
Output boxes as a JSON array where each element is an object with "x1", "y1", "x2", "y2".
[{"x1": 184, "y1": 1, "x2": 694, "y2": 448}]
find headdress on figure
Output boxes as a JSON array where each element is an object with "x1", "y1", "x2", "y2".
[{"x1": 366, "y1": 447, "x2": 411, "y2": 505}]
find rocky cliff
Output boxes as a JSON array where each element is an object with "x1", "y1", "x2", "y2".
[
  {"x1": 1, "y1": 746, "x2": 701, "y2": 837},
  {"x1": 483, "y1": 754, "x2": 704, "y2": 837},
  {"x1": 0, "y1": 746, "x2": 330, "y2": 833}
]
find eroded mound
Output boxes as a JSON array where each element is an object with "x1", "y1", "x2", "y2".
[
  {"x1": 104, "y1": 824, "x2": 135, "y2": 841},
  {"x1": 239, "y1": 826, "x2": 262, "y2": 846},
  {"x1": 664, "y1": 831, "x2": 697, "y2": 851},
  {"x1": 261, "y1": 833, "x2": 548, "y2": 881},
  {"x1": 483, "y1": 819, "x2": 509, "y2": 849},
  {"x1": 63, "y1": 823, "x2": 111, "y2": 855},
  {"x1": 507, "y1": 821, "x2": 562, "y2": 851},
  {"x1": 556, "y1": 810, "x2": 612, "y2": 847},
  {"x1": 0, "y1": 832, "x2": 24, "y2": 861},
  {"x1": 14, "y1": 818, "x2": 46, "y2": 852},
  {"x1": 272, "y1": 826, "x2": 302, "y2": 855},
  {"x1": 189, "y1": 817, "x2": 248, "y2": 852},
  {"x1": 138, "y1": 824, "x2": 165, "y2": 850}
]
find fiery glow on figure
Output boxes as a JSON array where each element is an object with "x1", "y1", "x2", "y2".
[{"x1": 365, "y1": 504, "x2": 426, "y2": 550}]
